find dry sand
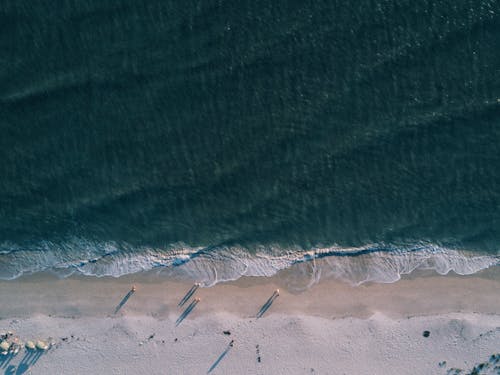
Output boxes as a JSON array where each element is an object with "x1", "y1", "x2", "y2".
[{"x1": 0, "y1": 268, "x2": 499, "y2": 374}]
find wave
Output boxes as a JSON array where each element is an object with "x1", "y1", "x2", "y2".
[{"x1": 0, "y1": 239, "x2": 498, "y2": 288}]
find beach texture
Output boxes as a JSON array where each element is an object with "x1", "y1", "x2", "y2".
[{"x1": 1, "y1": 271, "x2": 499, "y2": 374}]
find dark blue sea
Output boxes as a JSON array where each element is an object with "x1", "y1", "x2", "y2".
[{"x1": 1, "y1": 0, "x2": 499, "y2": 285}]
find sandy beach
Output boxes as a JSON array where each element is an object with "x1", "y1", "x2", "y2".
[{"x1": 0, "y1": 268, "x2": 499, "y2": 375}]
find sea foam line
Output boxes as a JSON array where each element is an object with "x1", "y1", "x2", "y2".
[{"x1": 0, "y1": 240, "x2": 498, "y2": 287}]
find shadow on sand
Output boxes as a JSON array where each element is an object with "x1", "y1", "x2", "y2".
[
  {"x1": 114, "y1": 287, "x2": 136, "y2": 314},
  {"x1": 256, "y1": 290, "x2": 279, "y2": 319},
  {"x1": 17, "y1": 350, "x2": 44, "y2": 374},
  {"x1": 4, "y1": 365, "x2": 15, "y2": 375},
  {"x1": 0, "y1": 353, "x2": 16, "y2": 371},
  {"x1": 178, "y1": 283, "x2": 200, "y2": 307},
  {"x1": 445, "y1": 353, "x2": 500, "y2": 375},
  {"x1": 0, "y1": 350, "x2": 45, "y2": 375},
  {"x1": 176, "y1": 298, "x2": 200, "y2": 326},
  {"x1": 207, "y1": 340, "x2": 234, "y2": 374}
]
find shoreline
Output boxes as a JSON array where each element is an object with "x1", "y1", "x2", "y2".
[
  {"x1": 0, "y1": 266, "x2": 498, "y2": 319},
  {"x1": 2, "y1": 243, "x2": 497, "y2": 287},
  {"x1": 1, "y1": 268, "x2": 499, "y2": 374}
]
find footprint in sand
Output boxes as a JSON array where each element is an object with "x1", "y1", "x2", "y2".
[{"x1": 256, "y1": 344, "x2": 261, "y2": 363}]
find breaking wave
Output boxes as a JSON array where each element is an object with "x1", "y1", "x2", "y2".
[{"x1": 0, "y1": 239, "x2": 497, "y2": 288}]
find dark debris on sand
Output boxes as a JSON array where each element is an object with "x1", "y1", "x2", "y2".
[
  {"x1": 445, "y1": 353, "x2": 499, "y2": 375},
  {"x1": 256, "y1": 344, "x2": 261, "y2": 363}
]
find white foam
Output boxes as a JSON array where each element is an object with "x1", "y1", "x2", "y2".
[{"x1": 0, "y1": 239, "x2": 498, "y2": 287}]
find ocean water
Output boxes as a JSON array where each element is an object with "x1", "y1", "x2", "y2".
[{"x1": 0, "y1": 0, "x2": 499, "y2": 285}]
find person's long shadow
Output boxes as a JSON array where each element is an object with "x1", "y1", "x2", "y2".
[
  {"x1": 178, "y1": 283, "x2": 200, "y2": 307},
  {"x1": 114, "y1": 287, "x2": 136, "y2": 314},
  {"x1": 16, "y1": 350, "x2": 44, "y2": 375},
  {"x1": 207, "y1": 341, "x2": 233, "y2": 374},
  {"x1": 1, "y1": 349, "x2": 21, "y2": 371},
  {"x1": 175, "y1": 298, "x2": 200, "y2": 326},
  {"x1": 256, "y1": 290, "x2": 279, "y2": 319},
  {"x1": 0, "y1": 353, "x2": 15, "y2": 369}
]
